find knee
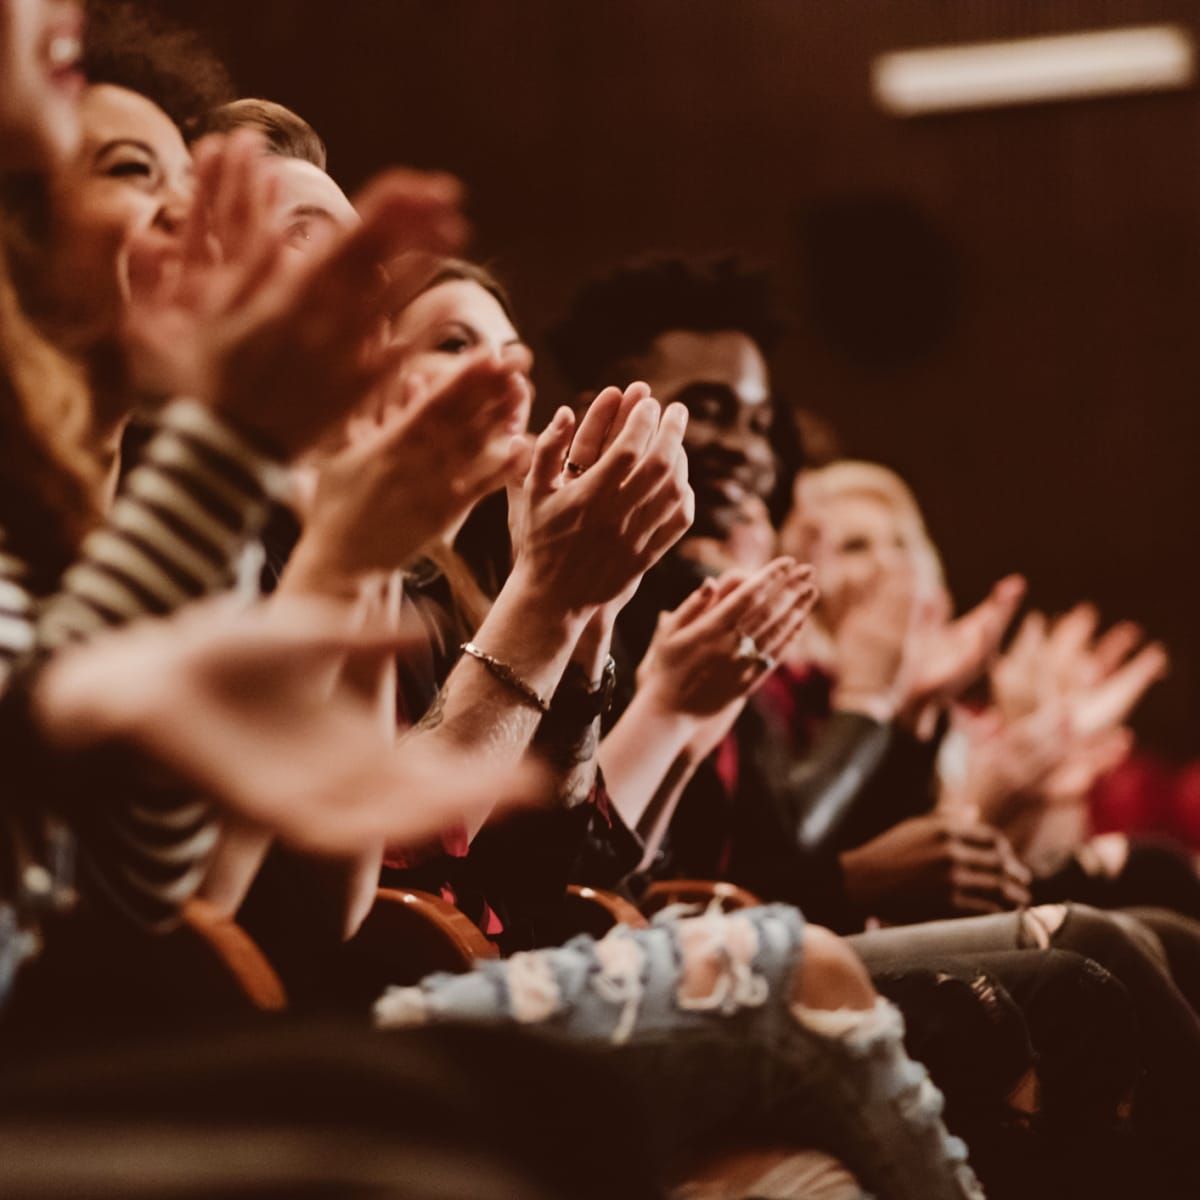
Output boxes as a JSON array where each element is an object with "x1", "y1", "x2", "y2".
[
  {"x1": 1056, "y1": 904, "x2": 1169, "y2": 981},
  {"x1": 796, "y1": 925, "x2": 876, "y2": 1013}
]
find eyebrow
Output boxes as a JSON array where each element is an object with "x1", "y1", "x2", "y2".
[
  {"x1": 288, "y1": 205, "x2": 338, "y2": 224},
  {"x1": 92, "y1": 137, "x2": 158, "y2": 166}
]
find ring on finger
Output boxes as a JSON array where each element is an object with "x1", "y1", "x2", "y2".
[
  {"x1": 734, "y1": 633, "x2": 760, "y2": 662},
  {"x1": 565, "y1": 460, "x2": 586, "y2": 476}
]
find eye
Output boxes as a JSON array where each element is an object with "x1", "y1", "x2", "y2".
[
  {"x1": 107, "y1": 160, "x2": 152, "y2": 179},
  {"x1": 839, "y1": 535, "x2": 871, "y2": 555},
  {"x1": 689, "y1": 395, "x2": 723, "y2": 422},
  {"x1": 435, "y1": 334, "x2": 471, "y2": 354},
  {"x1": 749, "y1": 410, "x2": 773, "y2": 436},
  {"x1": 285, "y1": 221, "x2": 312, "y2": 245}
]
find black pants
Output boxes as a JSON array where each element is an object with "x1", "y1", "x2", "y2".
[{"x1": 852, "y1": 905, "x2": 1200, "y2": 1196}]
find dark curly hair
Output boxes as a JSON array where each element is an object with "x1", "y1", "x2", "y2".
[
  {"x1": 548, "y1": 255, "x2": 803, "y2": 523},
  {"x1": 84, "y1": 0, "x2": 235, "y2": 134},
  {"x1": 546, "y1": 255, "x2": 786, "y2": 394}
]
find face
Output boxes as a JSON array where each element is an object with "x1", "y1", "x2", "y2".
[
  {"x1": 391, "y1": 278, "x2": 529, "y2": 406},
  {"x1": 268, "y1": 156, "x2": 358, "y2": 258},
  {"x1": 47, "y1": 83, "x2": 193, "y2": 337},
  {"x1": 789, "y1": 490, "x2": 913, "y2": 623},
  {"x1": 0, "y1": 0, "x2": 83, "y2": 169},
  {"x1": 623, "y1": 329, "x2": 777, "y2": 540}
]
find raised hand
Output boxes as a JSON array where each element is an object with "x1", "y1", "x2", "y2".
[
  {"x1": 507, "y1": 392, "x2": 694, "y2": 619},
  {"x1": 286, "y1": 344, "x2": 533, "y2": 589},
  {"x1": 636, "y1": 558, "x2": 817, "y2": 718},
  {"x1": 33, "y1": 597, "x2": 543, "y2": 854},
  {"x1": 123, "y1": 130, "x2": 470, "y2": 460},
  {"x1": 900, "y1": 574, "x2": 1026, "y2": 716}
]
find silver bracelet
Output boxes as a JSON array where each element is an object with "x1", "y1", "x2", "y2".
[{"x1": 459, "y1": 642, "x2": 551, "y2": 714}]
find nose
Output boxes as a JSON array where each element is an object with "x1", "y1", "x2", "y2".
[{"x1": 155, "y1": 178, "x2": 194, "y2": 236}]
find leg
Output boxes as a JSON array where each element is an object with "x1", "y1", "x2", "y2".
[{"x1": 377, "y1": 905, "x2": 983, "y2": 1200}]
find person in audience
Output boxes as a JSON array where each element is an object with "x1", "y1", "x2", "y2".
[{"x1": 550, "y1": 254, "x2": 1200, "y2": 1195}]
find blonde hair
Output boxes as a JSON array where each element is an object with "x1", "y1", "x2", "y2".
[{"x1": 783, "y1": 459, "x2": 945, "y2": 591}]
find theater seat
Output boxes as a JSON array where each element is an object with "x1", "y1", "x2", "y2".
[
  {"x1": 342, "y1": 888, "x2": 498, "y2": 990},
  {"x1": 561, "y1": 885, "x2": 649, "y2": 937},
  {"x1": 179, "y1": 898, "x2": 288, "y2": 1013},
  {"x1": 640, "y1": 880, "x2": 762, "y2": 917}
]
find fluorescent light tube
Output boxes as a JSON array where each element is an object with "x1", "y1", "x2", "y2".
[{"x1": 873, "y1": 25, "x2": 1195, "y2": 116}]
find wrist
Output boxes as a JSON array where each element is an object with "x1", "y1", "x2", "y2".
[
  {"x1": 279, "y1": 526, "x2": 372, "y2": 600},
  {"x1": 502, "y1": 561, "x2": 598, "y2": 638},
  {"x1": 573, "y1": 611, "x2": 617, "y2": 684}
]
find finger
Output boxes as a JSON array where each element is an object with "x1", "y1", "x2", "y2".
[
  {"x1": 741, "y1": 566, "x2": 816, "y2": 643},
  {"x1": 634, "y1": 491, "x2": 695, "y2": 568},
  {"x1": 564, "y1": 386, "x2": 623, "y2": 472},
  {"x1": 691, "y1": 558, "x2": 794, "y2": 640},
  {"x1": 669, "y1": 577, "x2": 723, "y2": 628},
  {"x1": 579, "y1": 396, "x2": 660, "y2": 491},
  {"x1": 1090, "y1": 621, "x2": 1146, "y2": 678},
  {"x1": 528, "y1": 407, "x2": 576, "y2": 497},
  {"x1": 183, "y1": 135, "x2": 225, "y2": 268},
  {"x1": 757, "y1": 583, "x2": 819, "y2": 658},
  {"x1": 618, "y1": 401, "x2": 689, "y2": 510},
  {"x1": 598, "y1": 381, "x2": 654, "y2": 456}
]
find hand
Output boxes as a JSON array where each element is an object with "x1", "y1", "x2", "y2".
[
  {"x1": 943, "y1": 702, "x2": 1072, "y2": 824},
  {"x1": 287, "y1": 345, "x2": 533, "y2": 588},
  {"x1": 990, "y1": 610, "x2": 1051, "y2": 722},
  {"x1": 900, "y1": 574, "x2": 1025, "y2": 716},
  {"x1": 507, "y1": 391, "x2": 694, "y2": 620},
  {"x1": 128, "y1": 133, "x2": 469, "y2": 460},
  {"x1": 34, "y1": 598, "x2": 544, "y2": 855},
  {"x1": 635, "y1": 558, "x2": 818, "y2": 718},
  {"x1": 840, "y1": 814, "x2": 1032, "y2": 923}
]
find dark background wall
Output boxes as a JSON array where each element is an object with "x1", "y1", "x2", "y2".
[{"x1": 158, "y1": 0, "x2": 1200, "y2": 756}]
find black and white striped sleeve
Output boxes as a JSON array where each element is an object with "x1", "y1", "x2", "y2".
[
  {"x1": 39, "y1": 399, "x2": 290, "y2": 648},
  {"x1": 19, "y1": 400, "x2": 288, "y2": 930}
]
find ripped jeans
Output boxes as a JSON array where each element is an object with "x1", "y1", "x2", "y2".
[{"x1": 375, "y1": 905, "x2": 982, "y2": 1200}]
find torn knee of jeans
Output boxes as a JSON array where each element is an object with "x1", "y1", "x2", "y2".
[
  {"x1": 593, "y1": 927, "x2": 647, "y2": 1044},
  {"x1": 1021, "y1": 904, "x2": 1069, "y2": 947},
  {"x1": 373, "y1": 984, "x2": 430, "y2": 1029},
  {"x1": 791, "y1": 993, "x2": 906, "y2": 1050},
  {"x1": 505, "y1": 951, "x2": 562, "y2": 1024},
  {"x1": 675, "y1": 912, "x2": 769, "y2": 1015}
]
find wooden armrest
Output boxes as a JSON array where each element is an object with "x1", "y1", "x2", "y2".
[
  {"x1": 561, "y1": 885, "x2": 649, "y2": 937},
  {"x1": 640, "y1": 879, "x2": 762, "y2": 918},
  {"x1": 343, "y1": 888, "x2": 497, "y2": 989},
  {"x1": 179, "y1": 898, "x2": 287, "y2": 1012}
]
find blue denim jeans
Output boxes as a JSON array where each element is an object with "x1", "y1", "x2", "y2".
[{"x1": 376, "y1": 904, "x2": 982, "y2": 1200}]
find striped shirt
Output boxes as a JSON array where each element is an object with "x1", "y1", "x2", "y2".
[{"x1": 0, "y1": 399, "x2": 288, "y2": 932}]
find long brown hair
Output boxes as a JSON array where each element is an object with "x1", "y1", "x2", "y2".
[
  {"x1": 0, "y1": 234, "x2": 100, "y2": 584},
  {"x1": 407, "y1": 259, "x2": 518, "y2": 633}
]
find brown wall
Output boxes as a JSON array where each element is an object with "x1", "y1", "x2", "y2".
[{"x1": 160, "y1": 0, "x2": 1200, "y2": 755}]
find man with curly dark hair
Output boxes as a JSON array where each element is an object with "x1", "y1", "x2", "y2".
[{"x1": 548, "y1": 255, "x2": 802, "y2": 539}]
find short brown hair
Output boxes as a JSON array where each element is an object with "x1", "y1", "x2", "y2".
[{"x1": 199, "y1": 98, "x2": 327, "y2": 169}]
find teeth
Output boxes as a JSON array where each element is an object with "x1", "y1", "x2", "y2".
[{"x1": 47, "y1": 34, "x2": 81, "y2": 69}]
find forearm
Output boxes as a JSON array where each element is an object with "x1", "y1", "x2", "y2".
[
  {"x1": 601, "y1": 690, "x2": 703, "y2": 858},
  {"x1": 406, "y1": 566, "x2": 591, "y2": 834}
]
